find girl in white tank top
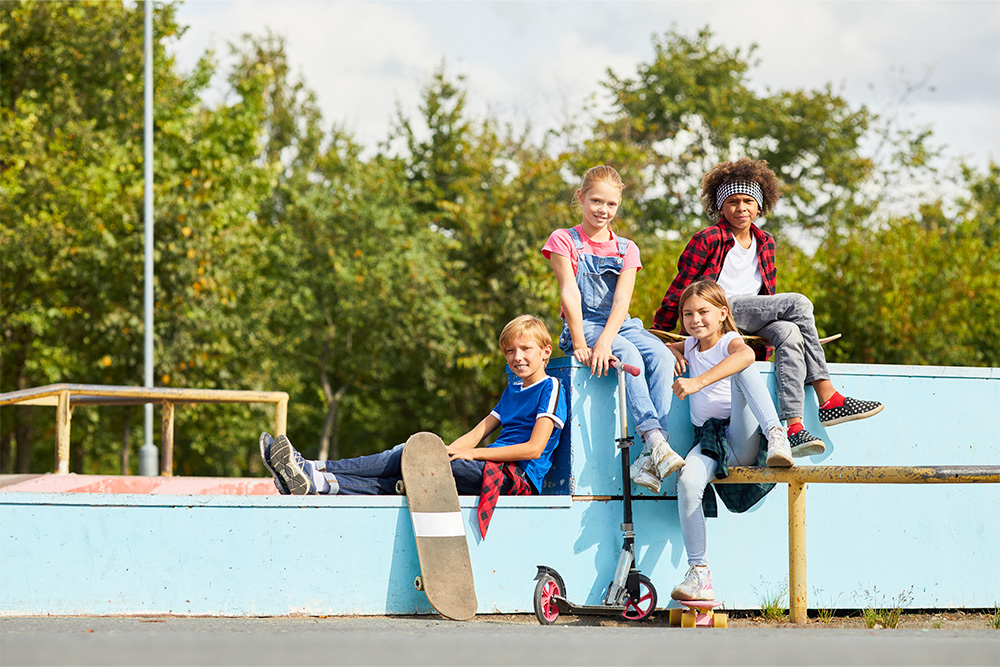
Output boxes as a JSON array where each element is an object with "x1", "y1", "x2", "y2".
[{"x1": 660, "y1": 280, "x2": 793, "y2": 603}]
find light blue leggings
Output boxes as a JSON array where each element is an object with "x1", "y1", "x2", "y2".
[{"x1": 676, "y1": 363, "x2": 781, "y2": 566}]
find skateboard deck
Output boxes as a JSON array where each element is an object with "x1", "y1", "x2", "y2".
[
  {"x1": 401, "y1": 432, "x2": 477, "y2": 621},
  {"x1": 649, "y1": 329, "x2": 841, "y2": 362},
  {"x1": 668, "y1": 599, "x2": 728, "y2": 628}
]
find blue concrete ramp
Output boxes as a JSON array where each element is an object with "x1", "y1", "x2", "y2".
[{"x1": 1, "y1": 361, "x2": 997, "y2": 616}]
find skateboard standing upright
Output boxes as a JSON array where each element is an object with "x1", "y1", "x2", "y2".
[{"x1": 400, "y1": 432, "x2": 477, "y2": 621}]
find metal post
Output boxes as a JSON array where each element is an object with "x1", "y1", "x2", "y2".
[
  {"x1": 788, "y1": 482, "x2": 807, "y2": 623},
  {"x1": 138, "y1": 0, "x2": 159, "y2": 476},
  {"x1": 55, "y1": 390, "x2": 71, "y2": 474},
  {"x1": 160, "y1": 401, "x2": 174, "y2": 476}
]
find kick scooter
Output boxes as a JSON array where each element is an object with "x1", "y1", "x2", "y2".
[{"x1": 532, "y1": 360, "x2": 658, "y2": 624}]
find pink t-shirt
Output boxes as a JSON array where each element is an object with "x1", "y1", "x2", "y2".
[{"x1": 541, "y1": 226, "x2": 642, "y2": 275}]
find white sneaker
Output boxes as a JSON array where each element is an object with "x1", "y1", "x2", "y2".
[
  {"x1": 629, "y1": 452, "x2": 661, "y2": 493},
  {"x1": 651, "y1": 440, "x2": 686, "y2": 478},
  {"x1": 765, "y1": 426, "x2": 794, "y2": 467},
  {"x1": 671, "y1": 565, "x2": 715, "y2": 601}
]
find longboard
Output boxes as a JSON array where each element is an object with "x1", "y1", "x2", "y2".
[
  {"x1": 400, "y1": 432, "x2": 477, "y2": 621},
  {"x1": 649, "y1": 329, "x2": 842, "y2": 362},
  {"x1": 668, "y1": 599, "x2": 728, "y2": 628}
]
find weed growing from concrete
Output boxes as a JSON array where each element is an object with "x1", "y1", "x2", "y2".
[
  {"x1": 755, "y1": 580, "x2": 788, "y2": 622},
  {"x1": 859, "y1": 586, "x2": 913, "y2": 629},
  {"x1": 990, "y1": 606, "x2": 999, "y2": 629}
]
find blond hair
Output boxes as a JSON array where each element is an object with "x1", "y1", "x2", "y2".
[
  {"x1": 574, "y1": 165, "x2": 624, "y2": 204},
  {"x1": 678, "y1": 280, "x2": 739, "y2": 335},
  {"x1": 498, "y1": 315, "x2": 552, "y2": 352}
]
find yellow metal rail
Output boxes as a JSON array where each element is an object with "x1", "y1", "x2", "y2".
[
  {"x1": 0, "y1": 383, "x2": 289, "y2": 476},
  {"x1": 716, "y1": 465, "x2": 1000, "y2": 622}
]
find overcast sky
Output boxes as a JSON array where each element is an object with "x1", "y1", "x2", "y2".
[{"x1": 171, "y1": 0, "x2": 1000, "y2": 171}]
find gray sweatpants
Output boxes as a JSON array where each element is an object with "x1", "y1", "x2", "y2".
[{"x1": 728, "y1": 292, "x2": 831, "y2": 421}]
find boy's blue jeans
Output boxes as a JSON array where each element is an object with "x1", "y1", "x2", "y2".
[
  {"x1": 729, "y1": 292, "x2": 831, "y2": 421},
  {"x1": 315, "y1": 443, "x2": 505, "y2": 495}
]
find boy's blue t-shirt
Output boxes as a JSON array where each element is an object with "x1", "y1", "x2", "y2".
[{"x1": 488, "y1": 374, "x2": 567, "y2": 492}]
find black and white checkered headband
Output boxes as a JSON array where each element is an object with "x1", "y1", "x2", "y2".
[{"x1": 715, "y1": 181, "x2": 763, "y2": 211}]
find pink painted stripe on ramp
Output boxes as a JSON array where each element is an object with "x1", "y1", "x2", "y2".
[{"x1": 0, "y1": 474, "x2": 280, "y2": 495}]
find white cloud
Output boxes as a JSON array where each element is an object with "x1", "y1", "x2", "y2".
[{"x1": 171, "y1": 0, "x2": 1000, "y2": 168}]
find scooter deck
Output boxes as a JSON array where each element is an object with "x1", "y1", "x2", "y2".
[{"x1": 552, "y1": 596, "x2": 629, "y2": 616}]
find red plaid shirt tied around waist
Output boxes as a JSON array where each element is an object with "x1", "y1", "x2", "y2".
[
  {"x1": 652, "y1": 220, "x2": 776, "y2": 332},
  {"x1": 478, "y1": 461, "x2": 532, "y2": 538}
]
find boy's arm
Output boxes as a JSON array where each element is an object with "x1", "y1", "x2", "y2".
[
  {"x1": 672, "y1": 337, "x2": 755, "y2": 400},
  {"x1": 447, "y1": 414, "x2": 501, "y2": 455},
  {"x1": 447, "y1": 417, "x2": 556, "y2": 463}
]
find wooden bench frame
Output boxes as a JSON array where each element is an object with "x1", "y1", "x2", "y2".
[
  {"x1": 0, "y1": 384, "x2": 288, "y2": 476},
  {"x1": 717, "y1": 465, "x2": 1000, "y2": 622}
]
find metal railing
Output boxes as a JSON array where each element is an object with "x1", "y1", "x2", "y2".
[
  {"x1": 716, "y1": 465, "x2": 1000, "y2": 622},
  {"x1": 0, "y1": 384, "x2": 288, "y2": 476}
]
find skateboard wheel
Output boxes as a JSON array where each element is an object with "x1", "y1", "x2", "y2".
[
  {"x1": 414, "y1": 576, "x2": 423, "y2": 591},
  {"x1": 681, "y1": 609, "x2": 697, "y2": 628},
  {"x1": 714, "y1": 612, "x2": 728, "y2": 628},
  {"x1": 668, "y1": 608, "x2": 682, "y2": 626},
  {"x1": 533, "y1": 574, "x2": 562, "y2": 625},
  {"x1": 395, "y1": 479, "x2": 405, "y2": 495}
]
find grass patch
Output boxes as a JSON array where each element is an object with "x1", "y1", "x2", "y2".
[
  {"x1": 859, "y1": 586, "x2": 913, "y2": 629},
  {"x1": 755, "y1": 580, "x2": 788, "y2": 622}
]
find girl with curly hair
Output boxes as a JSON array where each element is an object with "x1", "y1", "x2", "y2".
[{"x1": 652, "y1": 158, "x2": 882, "y2": 455}]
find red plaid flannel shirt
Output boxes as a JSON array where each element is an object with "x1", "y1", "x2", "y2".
[
  {"x1": 477, "y1": 461, "x2": 532, "y2": 539},
  {"x1": 652, "y1": 219, "x2": 777, "y2": 332}
]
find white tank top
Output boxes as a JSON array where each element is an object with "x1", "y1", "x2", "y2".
[
  {"x1": 684, "y1": 331, "x2": 740, "y2": 427},
  {"x1": 717, "y1": 236, "x2": 763, "y2": 297}
]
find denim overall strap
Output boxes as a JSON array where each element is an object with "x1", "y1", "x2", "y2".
[{"x1": 570, "y1": 229, "x2": 628, "y2": 323}]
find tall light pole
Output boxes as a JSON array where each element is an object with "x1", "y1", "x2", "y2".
[{"x1": 138, "y1": 0, "x2": 159, "y2": 476}]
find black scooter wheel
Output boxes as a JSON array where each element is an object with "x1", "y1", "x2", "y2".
[
  {"x1": 621, "y1": 574, "x2": 657, "y2": 621},
  {"x1": 533, "y1": 574, "x2": 562, "y2": 625}
]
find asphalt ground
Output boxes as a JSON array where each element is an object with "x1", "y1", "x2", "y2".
[{"x1": 1, "y1": 616, "x2": 998, "y2": 667}]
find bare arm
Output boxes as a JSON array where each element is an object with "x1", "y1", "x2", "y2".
[
  {"x1": 550, "y1": 254, "x2": 591, "y2": 365},
  {"x1": 447, "y1": 417, "x2": 556, "y2": 463},
  {"x1": 589, "y1": 267, "x2": 636, "y2": 377},
  {"x1": 446, "y1": 414, "x2": 501, "y2": 454},
  {"x1": 672, "y1": 336, "x2": 755, "y2": 400}
]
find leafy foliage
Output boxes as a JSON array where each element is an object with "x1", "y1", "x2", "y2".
[{"x1": 1, "y1": 9, "x2": 993, "y2": 475}]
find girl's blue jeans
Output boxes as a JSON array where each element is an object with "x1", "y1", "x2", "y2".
[{"x1": 560, "y1": 316, "x2": 674, "y2": 442}]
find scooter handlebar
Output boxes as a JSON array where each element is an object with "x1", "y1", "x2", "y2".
[{"x1": 611, "y1": 360, "x2": 641, "y2": 377}]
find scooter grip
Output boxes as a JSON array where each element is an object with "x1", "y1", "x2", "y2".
[{"x1": 612, "y1": 361, "x2": 641, "y2": 377}]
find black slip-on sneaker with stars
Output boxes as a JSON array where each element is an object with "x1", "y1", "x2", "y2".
[
  {"x1": 819, "y1": 397, "x2": 884, "y2": 427},
  {"x1": 789, "y1": 428, "x2": 826, "y2": 457}
]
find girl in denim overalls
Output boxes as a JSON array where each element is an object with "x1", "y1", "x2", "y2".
[{"x1": 542, "y1": 166, "x2": 685, "y2": 494}]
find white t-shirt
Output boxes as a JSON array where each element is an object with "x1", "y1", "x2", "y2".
[
  {"x1": 717, "y1": 236, "x2": 763, "y2": 297},
  {"x1": 684, "y1": 331, "x2": 741, "y2": 427}
]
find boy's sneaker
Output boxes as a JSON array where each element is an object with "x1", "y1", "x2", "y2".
[
  {"x1": 651, "y1": 440, "x2": 686, "y2": 479},
  {"x1": 765, "y1": 426, "x2": 794, "y2": 467},
  {"x1": 789, "y1": 428, "x2": 826, "y2": 457},
  {"x1": 671, "y1": 565, "x2": 715, "y2": 601},
  {"x1": 629, "y1": 452, "x2": 661, "y2": 494},
  {"x1": 270, "y1": 434, "x2": 316, "y2": 495},
  {"x1": 819, "y1": 396, "x2": 884, "y2": 427},
  {"x1": 259, "y1": 432, "x2": 290, "y2": 495}
]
